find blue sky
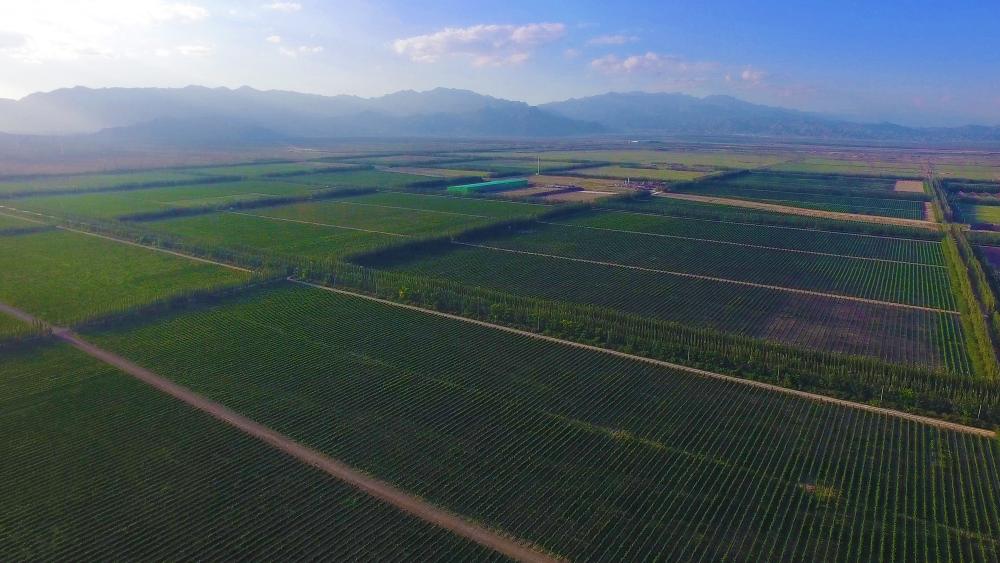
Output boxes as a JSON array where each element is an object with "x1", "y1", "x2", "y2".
[{"x1": 1, "y1": 0, "x2": 997, "y2": 126}]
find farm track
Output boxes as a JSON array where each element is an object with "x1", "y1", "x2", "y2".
[
  {"x1": 658, "y1": 193, "x2": 940, "y2": 229},
  {"x1": 291, "y1": 281, "x2": 994, "y2": 437},
  {"x1": 229, "y1": 211, "x2": 412, "y2": 237},
  {"x1": 453, "y1": 241, "x2": 959, "y2": 314},
  {"x1": 0, "y1": 300, "x2": 564, "y2": 563},
  {"x1": 541, "y1": 221, "x2": 943, "y2": 268}
]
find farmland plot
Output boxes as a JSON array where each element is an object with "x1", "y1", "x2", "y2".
[
  {"x1": 719, "y1": 171, "x2": 900, "y2": 192},
  {"x1": 0, "y1": 170, "x2": 206, "y2": 197},
  {"x1": 676, "y1": 186, "x2": 927, "y2": 219},
  {"x1": 0, "y1": 229, "x2": 250, "y2": 325},
  {"x1": 358, "y1": 243, "x2": 967, "y2": 370},
  {"x1": 86, "y1": 285, "x2": 1000, "y2": 563},
  {"x1": 554, "y1": 210, "x2": 945, "y2": 265},
  {"x1": 283, "y1": 169, "x2": 427, "y2": 188},
  {"x1": 576, "y1": 166, "x2": 705, "y2": 181},
  {"x1": 421, "y1": 223, "x2": 956, "y2": 309},
  {"x1": 0, "y1": 342, "x2": 513, "y2": 563}
]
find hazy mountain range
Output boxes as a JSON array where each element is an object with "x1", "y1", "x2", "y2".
[{"x1": 1, "y1": 86, "x2": 999, "y2": 142}]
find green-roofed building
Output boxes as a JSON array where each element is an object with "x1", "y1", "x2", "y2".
[{"x1": 447, "y1": 179, "x2": 529, "y2": 195}]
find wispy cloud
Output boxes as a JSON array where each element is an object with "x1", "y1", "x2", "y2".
[
  {"x1": 261, "y1": 2, "x2": 301, "y2": 11},
  {"x1": 590, "y1": 52, "x2": 717, "y2": 74},
  {"x1": 586, "y1": 35, "x2": 637, "y2": 45},
  {"x1": 177, "y1": 44, "x2": 214, "y2": 56},
  {"x1": 393, "y1": 23, "x2": 566, "y2": 66},
  {"x1": 266, "y1": 35, "x2": 282, "y2": 43},
  {"x1": 0, "y1": 1, "x2": 210, "y2": 62},
  {"x1": 278, "y1": 45, "x2": 323, "y2": 58}
]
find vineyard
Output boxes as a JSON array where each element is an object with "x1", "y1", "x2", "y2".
[
  {"x1": 4, "y1": 142, "x2": 1000, "y2": 563},
  {"x1": 553, "y1": 210, "x2": 946, "y2": 264},
  {"x1": 357, "y1": 241, "x2": 969, "y2": 370},
  {"x1": 423, "y1": 222, "x2": 956, "y2": 309},
  {"x1": 672, "y1": 185, "x2": 928, "y2": 219},
  {"x1": 82, "y1": 284, "x2": 1000, "y2": 563},
  {"x1": 0, "y1": 229, "x2": 250, "y2": 325},
  {"x1": 0, "y1": 341, "x2": 513, "y2": 562}
]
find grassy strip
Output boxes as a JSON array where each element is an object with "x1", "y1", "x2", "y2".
[
  {"x1": 0, "y1": 174, "x2": 244, "y2": 199},
  {"x1": 943, "y1": 231, "x2": 1000, "y2": 381}
]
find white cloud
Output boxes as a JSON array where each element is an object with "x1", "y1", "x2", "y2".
[
  {"x1": 0, "y1": 1, "x2": 210, "y2": 62},
  {"x1": 590, "y1": 52, "x2": 717, "y2": 74},
  {"x1": 155, "y1": 48, "x2": 171, "y2": 57},
  {"x1": 262, "y1": 2, "x2": 301, "y2": 11},
  {"x1": 278, "y1": 45, "x2": 323, "y2": 57},
  {"x1": 177, "y1": 44, "x2": 214, "y2": 56},
  {"x1": 266, "y1": 35, "x2": 282, "y2": 43},
  {"x1": 587, "y1": 35, "x2": 637, "y2": 45},
  {"x1": 564, "y1": 48, "x2": 580, "y2": 58},
  {"x1": 741, "y1": 68, "x2": 768, "y2": 85},
  {"x1": 393, "y1": 23, "x2": 566, "y2": 66}
]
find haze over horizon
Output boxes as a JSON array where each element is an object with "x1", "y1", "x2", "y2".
[{"x1": 1, "y1": 0, "x2": 997, "y2": 129}]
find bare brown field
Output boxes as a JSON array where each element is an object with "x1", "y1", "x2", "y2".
[
  {"x1": 894, "y1": 180, "x2": 925, "y2": 193},
  {"x1": 658, "y1": 193, "x2": 939, "y2": 229}
]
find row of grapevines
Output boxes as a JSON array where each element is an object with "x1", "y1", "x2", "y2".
[{"x1": 84, "y1": 284, "x2": 1000, "y2": 563}]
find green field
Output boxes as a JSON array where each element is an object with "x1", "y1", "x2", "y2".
[
  {"x1": 4, "y1": 181, "x2": 317, "y2": 220},
  {"x1": 497, "y1": 150, "x2": 788, "y2": 169},
  {"x1": 0, "y1": 312, "x2": 32, "y2": 340},
  {"x1": 407, "y1": 222, "x2": 955, "y2": 309},
  {"x1": 0, "y1": 229, "x2": 250, "y2": 325},
  {"x1": 773, "y1": 158, "x2": 925, "y2": 176},
  {"x1": 717, "y1": 171, "x2": 901, "y2": 192},
  {"x1": 84, "y1": 285, "x2": 1000, "y2": 563},
  {"x1": 556, "y1": 210, "x2": 945, "y2": 264},
  {"x1": 140, "y1": 191, "x2": 550, "y2": 263},
  {"x1": 0, "y1": 342, "x2": 512, "y2": 562},
  {"x1": 957, "y1": 203, "x2": 1000, "y2": 225},
  {"x1": 576, "y1": 166, "x2": 706, "y2": 181},
  {"x1": 0, "y1": 214, "x2": 42, "y2": 230},
  {"x1": 184, "y1": 161, "x2": 344, "y2": 177},
  {"x1": 283, "y1": 169, "x2": 428, "y2": 188},
  {"x1": 0, "y1": 170, "x2": 206, "y2": 197},
  {"x1": 678, "y1": 186, "x2": 928, "y2": 219},
  {"x1": 935, "y1": 164, "x2": 1000, "y2": 181}
]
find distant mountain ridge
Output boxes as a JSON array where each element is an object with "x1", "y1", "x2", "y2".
[{"x1": 1, "y1": 86, "x2": 998, "y2": 142}]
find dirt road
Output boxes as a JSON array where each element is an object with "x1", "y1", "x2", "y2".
[
  {"x1": 0, "y1": 301, "x2": 564, "y2": 563},
  {"x1": 658, "y1": 193, "x2": 940, "y2": 230},
  {"x1": 292, "y1": 281, "x2": 995, "y2": 438}
]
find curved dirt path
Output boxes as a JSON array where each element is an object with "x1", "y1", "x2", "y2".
[
  {"x1": 292, "y1": 281, "x2": 994, "y2": 438},
  {"x1": 658, "y1": 193, "x2": 939, "y2": 230},
  {"x1": 0, "y1": 300, "x2": 564, "y2": 563}
]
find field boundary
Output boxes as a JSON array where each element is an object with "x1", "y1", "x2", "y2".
[
  {"x1": 0, "y1": 300, "x2": 564, "y2": 563},
  {"x1": 658, "y1": 193, "x2": 940, "y2": 229},
  {"x1": 292, "y1": 280, "x2": 993, "y2": 437},
  {"x1": 542, "y1": 220, "x2": 944, "y2": 268},
  {"x1": 453, "y1": 241, "x2": 958, "y2": 314}
]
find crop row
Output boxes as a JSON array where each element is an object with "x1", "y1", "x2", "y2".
[
  {"x1": 446, "y1": 223, "x2": 956, "y2": 309},
  {"x1": 0, "y1": 342, "x2": 511, "y2": 562},
  {"x1": 358, "y1": 242, "x2": 968, "y2": 371},
  {"x1": 726, "y1": 170, "x2": 902, "y2": 191},
  {"x1": 553, "y1": 210, "x2": 946, "y2": 265},
  {"x1": 85, "y1": 285, "x2": 1000, "y2": 563}
]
